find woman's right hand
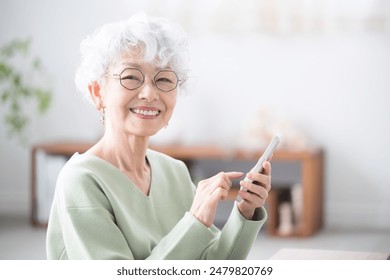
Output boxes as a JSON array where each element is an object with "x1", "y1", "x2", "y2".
[{"x1": 190, "y1": 171, "x2": 243, "y2": 228}]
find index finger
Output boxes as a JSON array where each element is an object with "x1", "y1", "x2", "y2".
[{"x1": 224, "y1": 171, "x2": 244, "y2": 179}]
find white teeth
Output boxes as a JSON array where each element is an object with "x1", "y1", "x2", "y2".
[{"x1": 131, "y1": 108, "x2": 159, "y2": 116}]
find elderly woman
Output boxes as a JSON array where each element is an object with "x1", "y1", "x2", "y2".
[{"x1": 46, "y1": 13, "x2": 271, "y2": 260}]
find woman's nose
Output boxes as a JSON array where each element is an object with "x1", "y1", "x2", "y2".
[{"x1": 138, "y1": 77, "x2": 159, "y2": 102}]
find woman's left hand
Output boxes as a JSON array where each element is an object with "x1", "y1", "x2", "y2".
[{"x1": 237, "y1": 161, "x2": 272, "y2": 220}]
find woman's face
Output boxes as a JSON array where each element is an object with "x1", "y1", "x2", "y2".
[{"x1": 99, "y1": 53, "x2": 178, "y2": 137}]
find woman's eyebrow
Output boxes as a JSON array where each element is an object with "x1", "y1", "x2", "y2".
[
  {"x1": 121, "y1": 62, "x2": 170, "y2": 71},
  {"x1": 121, "y1": 62, "x2": 142, "y2": 68}
]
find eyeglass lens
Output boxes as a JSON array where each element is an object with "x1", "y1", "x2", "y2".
[{"x1": 119, "y1": 68, "x2": 178, "y2": 92}]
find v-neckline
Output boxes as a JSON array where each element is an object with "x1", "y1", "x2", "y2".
[{"x1": 75, "y1": 151, "x2": 154, "y2": 199}]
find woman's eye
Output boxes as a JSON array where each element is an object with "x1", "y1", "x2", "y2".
[
  {"x1": 156, "y1": 78, "x2": 173, "y2": 83},
  {"x1": 122, "y1": 75, "x2": 140, "y2": 80}
]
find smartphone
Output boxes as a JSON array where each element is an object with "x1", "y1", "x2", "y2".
[{"x1": 236, "y1": 135, "x2": 281, "y2": 202}]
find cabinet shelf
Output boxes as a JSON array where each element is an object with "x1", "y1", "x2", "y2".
[{"x1": 31, "y1": 142, "x2": 323, "y2": 237}]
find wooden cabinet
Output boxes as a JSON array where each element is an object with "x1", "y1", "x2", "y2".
[
  {"x1": 151, "y1": 145, "x2": 324, "y2": 237},
  {"x1": 31, "y1": 142, "x2": 323, "y2": 237}
]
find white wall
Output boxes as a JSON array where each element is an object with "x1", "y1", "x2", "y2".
[{"x1": 0, "y1": 0, "x2": 389, "y2": 229}]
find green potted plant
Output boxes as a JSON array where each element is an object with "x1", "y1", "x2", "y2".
[{"x1": 0, "y1": 38, "x2": 52, "y2": 145}]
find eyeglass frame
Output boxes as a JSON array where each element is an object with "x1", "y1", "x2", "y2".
[{"x1": 105, "y1": 67, "x2": 180, "y2": 92}]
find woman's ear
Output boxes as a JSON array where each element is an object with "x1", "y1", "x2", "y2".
[{"x1": 88, "y1": 81, "x2": 104, "y2": 109}]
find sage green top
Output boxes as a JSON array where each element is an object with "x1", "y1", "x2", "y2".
[{"x1": 46, "y1": 149, "x2": 267, "y2": 260}]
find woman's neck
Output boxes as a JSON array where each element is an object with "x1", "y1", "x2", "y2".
[
  {"x1": 90, "y1": 130, "x2": 150, "y2": 175},
  {"x1": 89, "y1": 130, "x2": 152, "y2": 195}
]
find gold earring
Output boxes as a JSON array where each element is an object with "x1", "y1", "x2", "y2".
[
  {"x1": 99, "y1": 109, "x2": 105, "y2": 125},
  {"x1": 99, "y1": 101, "x2": 105, "y2": 125}
]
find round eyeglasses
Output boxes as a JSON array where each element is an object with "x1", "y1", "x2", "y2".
[{"x1": 106, "y1": 68, "x2": 180, "y2": 92}]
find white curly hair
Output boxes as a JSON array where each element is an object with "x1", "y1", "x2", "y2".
[{"x1": 74, "y1": 12, "x2": 189, "y2": 100}]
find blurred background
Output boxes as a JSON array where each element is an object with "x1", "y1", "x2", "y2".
[{"x1": 0, "y1": 0, "x2": 389, "y2": 259}]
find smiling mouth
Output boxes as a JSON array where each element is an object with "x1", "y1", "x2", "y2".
[{"x1": 130, "y1": 108, "x2": 161, "y2": 116}]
